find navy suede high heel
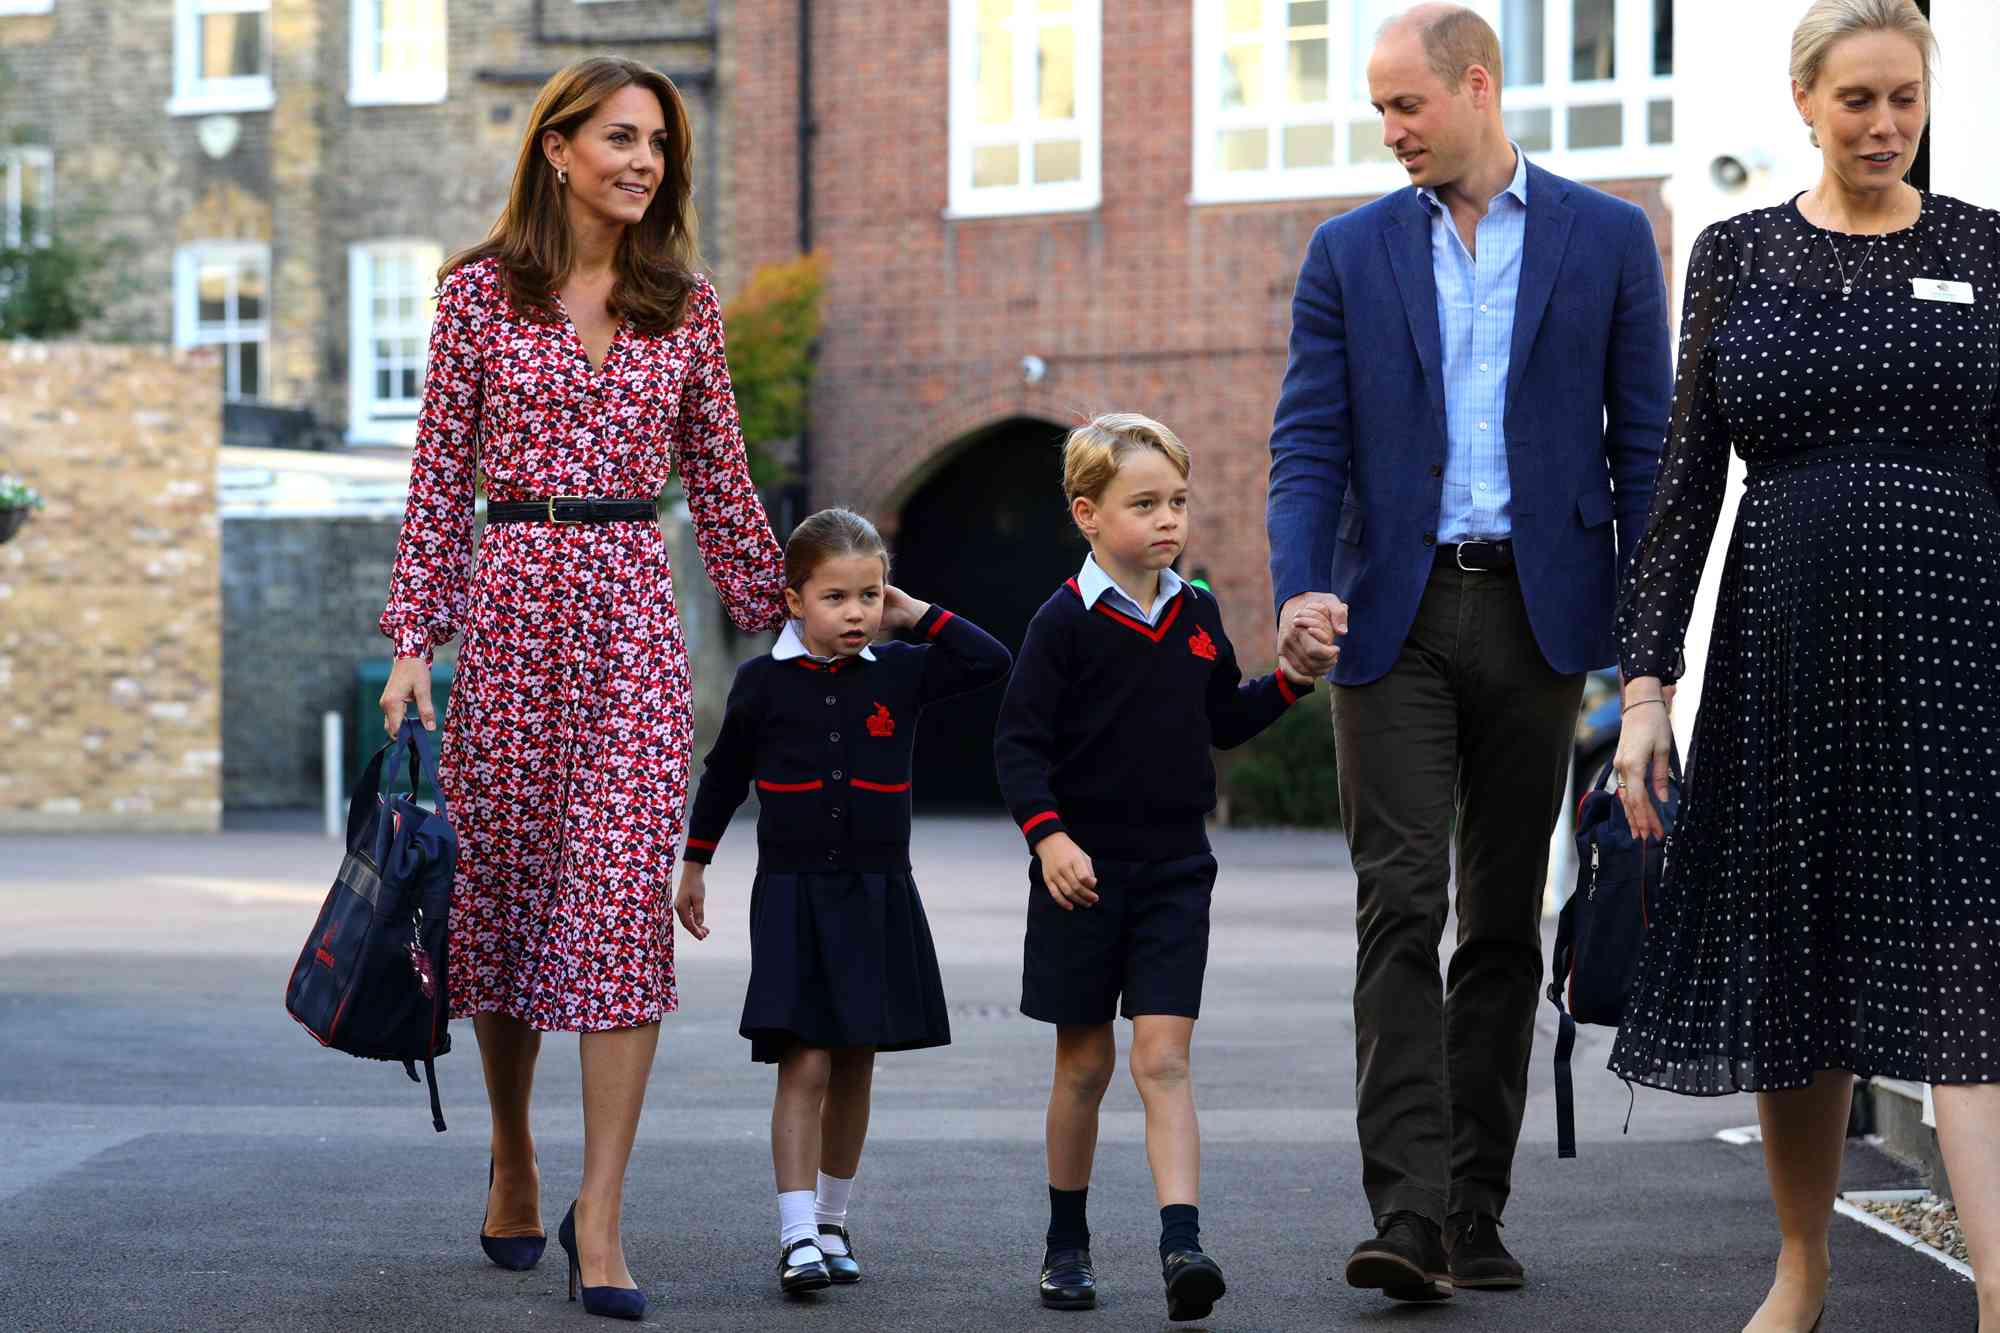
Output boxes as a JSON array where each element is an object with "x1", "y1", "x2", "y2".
[
  {"x1": 479, "y1": 1158, "x2": 547, "y2": 1271},
  {"x1": 558, "y1": 1200, "x2": 647, "y2": 1321}
]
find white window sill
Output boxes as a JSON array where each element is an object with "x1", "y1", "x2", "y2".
[
  {"x1": 0, "y1": 2, "x2": 56, "y2": 15},
  {"x1": 349, "y1": 81, "x2": 448, "y2": 107},
  {"x1": 346, "y1": 418, "x2": 419, "y2": 447},
  {"x1": 167, "y1": 87, "x2": 278, "y2": 117},
  {"x1": 942, "y1": 197, "x2": 1100, "y2": 222}
]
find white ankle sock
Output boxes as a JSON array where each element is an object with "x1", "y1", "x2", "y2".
[
  {"x1": 778, "y1": 1189, "x2": 822, "y2": 1262},
  {"x1": 815, "y1": 1170, "x2": 855, "y2": 1255}
]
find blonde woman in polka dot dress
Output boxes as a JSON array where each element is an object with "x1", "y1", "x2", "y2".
[{"x1": 1610, "y1": 3, "x2": 2000, "y2": 1330}]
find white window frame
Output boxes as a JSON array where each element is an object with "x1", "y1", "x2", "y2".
[
  {"x1": 174, "y1": 241, "x2": 270, "y2": 402},
  {"x1": 347, "y1": 240, "x2": 442, "y2": 446},
  {"x1": 349, "y1": 0, "x2": 448, "y2": 106},
  {"x1": 2, "y1": 147, "x2": 54, "y2": 250},
  {"x1": 169, "y1": 0, "x2": 276, "y2": 117},
  {"x1": 0, "y1": 1, "x2": 56, "y2": 16},
  {"x1": 947, "y1": 0, "x2": 1102, "y2": 219},
  {"x1": 1190, "y1": 0, "x2": 1672, "y2": 205}
]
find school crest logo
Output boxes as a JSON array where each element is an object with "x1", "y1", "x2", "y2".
[
  {"x1": 866, "y1": 702, "x2": 896, "y2": 737},
  {"x1": 1187, "y1": 627, "x2": 1217, "y2": 661}
]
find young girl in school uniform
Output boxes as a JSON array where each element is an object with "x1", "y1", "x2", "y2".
[{"x1": 672, "y1": 507, "x2": 1011, "y2": 1294}]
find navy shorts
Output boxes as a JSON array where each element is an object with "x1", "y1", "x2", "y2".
[{"x1": 1020, "y1": 851, "x2": 1218, "y2": 1025}]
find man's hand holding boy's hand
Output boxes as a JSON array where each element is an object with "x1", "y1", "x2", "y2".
[{"x1": 1035, "y1": 832, "x2": 1099, "y2": 910}]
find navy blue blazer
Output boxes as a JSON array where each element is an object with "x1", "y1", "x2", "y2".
[{"x1": 1267, "y1": 161, "x2": 1671, "y2": 685}]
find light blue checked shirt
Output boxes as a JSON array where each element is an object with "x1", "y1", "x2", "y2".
[{"x1": 1418, "y1": 145, "x2": 1528, "y2": 543}]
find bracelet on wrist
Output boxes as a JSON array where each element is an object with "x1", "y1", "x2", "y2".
[{"x1": 1622, "y1": 697, "x2": 1667, "y2": 715}]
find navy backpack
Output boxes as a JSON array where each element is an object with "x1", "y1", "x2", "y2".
[
  {"x1": 1547, "y1": 748, "x2": 1681, "y2": 1158},
  {"x1": 285, "y1": 718, "x2": 455, "y2": 1132}
]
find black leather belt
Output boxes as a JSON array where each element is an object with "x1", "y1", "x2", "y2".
[
  {"x1": 486, "y1": 497, "x2": 659, "y2": 524},
  {"x1": 1438, "y1": 539, "x2": 1514, "y2": 572}
]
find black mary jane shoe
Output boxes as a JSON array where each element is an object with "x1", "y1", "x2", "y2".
[
  {"x1": 779, "y1": 1237, "x2": 833, "y2": 1295},
  {"x1": 817, "y1": 1225, "x2": 861, "y2": 1284},
  {"x1": 1038, "y1": 1247, "x2": 1097, "y2": 1310},
  {"x1": 1162, "y1": 1248, "x2": 1227, "y2": 1322}
]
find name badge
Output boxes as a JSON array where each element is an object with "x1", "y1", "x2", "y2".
[{"x1": 1912, "y1": 277, "x2": 1975, "y2": 304}]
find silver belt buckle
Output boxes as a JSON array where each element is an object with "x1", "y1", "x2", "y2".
[{"x1": 1456, "y1": 540, "x2": 1495, "y2": 572}]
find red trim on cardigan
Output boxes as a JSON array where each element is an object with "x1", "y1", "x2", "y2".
[
  {"x1": 1063, "y1": 578, "x2": 1187, "y2": 643},
  {"x1": 756, "y1": 779, "x2": 825, "y2": 792},
  {"x1": 1275, "y1": 671, "x2": 1299, "y2": 705},
  {"x1": 926, "y1": 608, "x2": 955, "y2": 638},
  {"x1": 1021, "y1": 810, "x2": 1059, "y2": 834},
  {"x1": 686, "y1": 837, "x2": 718, "y2": 850},
  {"x1": 851, "y1": 778, "x2": 912, "y2": 792}
]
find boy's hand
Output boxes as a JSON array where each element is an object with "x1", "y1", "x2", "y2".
[
  {"x1": 673, "y1": 864, "x2": 710, "y2": 940},
  {"x1": 1035, "y1": 832, "x2": 1099, "y2": 910},
  {"x1": 881, "y1": 584, "x2": 932, "y2": 632},
  {"x1": 1278, "y1": 593, "x2": 1345, "y2": 675},
  {"x1": 1278, "y1": 656, "x2": 1318, "y2": 690}
]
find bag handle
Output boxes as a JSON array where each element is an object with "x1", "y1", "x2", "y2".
[
  {"x1": 345, "y1": 719, "x2": 448, "y2": 853},
  {"x1": 1590, "y1": 739, "x2": 1684, "y2": 800}
]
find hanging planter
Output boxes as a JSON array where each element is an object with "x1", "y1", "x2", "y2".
[{"x1": 0, "y1": 475, "x2": 44, "y2": 545}]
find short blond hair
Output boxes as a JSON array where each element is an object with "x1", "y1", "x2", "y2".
[
  {"x1": 1792, "y1": 0, "x2": 1936, "y2": 141},
  {"x1": 1061, "y1": 412, "x2": 1192, "y2": 507}
]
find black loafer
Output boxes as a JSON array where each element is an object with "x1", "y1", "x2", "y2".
[
  {"x1": 1445, "y1": 1212, "x2": 1524, "y2": 1289},
  {"x1": 818, "y1": 1224, "x2": 861, "y2": 1284},
  {"x1": 1344, "y1": 1211, "x2": 1453, "y2": 1302},
  {"x1": 1162, "y1": 1249, "x2": 1226, "y2": 1322},
  {"x1": 779, "y1": 1237, "x2": 832, "y2": 1295},
  {"x1": 1039, "y1": 1246, "x2": 1096, "y2": 1310}
]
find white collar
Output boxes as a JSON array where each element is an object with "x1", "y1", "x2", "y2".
[
  {"x1": 772, "y1": 619, "x2": 877, "y2": 662},
  {"x1": 1075, "y1": 554, "x2": 1184, "y2": 622}
]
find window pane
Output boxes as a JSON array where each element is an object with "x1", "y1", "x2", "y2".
[
  {"x1": 1567, "y1": 102, "x2": 1621, "y2": 148},
  {"x1": 376, "y1": 365, "x2": 394, "y2": 400},
  {"x1": 17, "y1": 155, "x2": 47, "y2": 241},
  {"x1": 237, "y1": 341, "x2": 261, "y2": 400},
  {"x1": 1221, "y1": 42, "x2": 1263, "y2": 110},
  {"x1": 1222, "y1": 0, "x2": 1261, "y2": 38},
  {"x1": 1033, "y1": 138, "x2": 1081, "y2": 183},
  {"x1": 1287, "y1": 34, "x2": 1328, "y2": 105},
  {"x1": 1038, "y1": 0, "x2": 1071, "y2": 9},
  {"x1": 1653, "y1": 0, "x2": 1672, "y2": 76},
  {"x1": 1282, "y1": 122, "x2": 1334, "y2": 168},
  {"x1": 1571, "y1": 0, "x2": 1614, "y2": 81},
  {"x1": 1217, "y1": 127, "x2": 1268, "y2": 172},
  {"x1": 973, "y1": 144, "x2": 1019, "y2": 187},
  {"x1": 378, "y1": 0, "x2": 445, "y2": 79},
  {"x1": 1504, "y1": 106, "x2": 1552, "y2": 151},
  {"x1": 198, "y1": 267, "x2": 229, "y2": 325},
  {"x1": 1502, "y1": 0, "x2": 1544, "y2": 87},
  {"x1": 200, "y1": 12, "x2": 265, "y2": 81},
  {"x1": 1347, "y1": 119, "x2": 1394, "y2": 163},
  {"x1": 975, "y1": 3, "x2": 1013, "y2": 125},
  {"x1": 1037, "y1": 22, "x2": 1075, "y2": 119},
  {"x1": 400, "y1": 366, "x2": 420, "y2": 401},
  {"x1": 1648, "y1": 97, "x2": 1672, "y2": 145},
  {"x1": 237, "y1": 259, "x2": 264, "y2": 322}
]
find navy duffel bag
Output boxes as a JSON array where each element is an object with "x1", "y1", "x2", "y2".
[
  {"x1": 285, "y1": 717, "x2": 454, "y2": 1132},
  {"x1": 1547, "y1": 747, "x2": 1681, "y2": 1159}
]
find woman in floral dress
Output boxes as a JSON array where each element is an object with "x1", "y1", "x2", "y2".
[{"x1": 378, "y1": 57, "x2": 786, "y2": 1316}]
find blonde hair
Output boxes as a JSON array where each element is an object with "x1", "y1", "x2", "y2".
[
  {"x1": 1792, "y1": 0, "x2": 1936, "y2": 144},
  {"x1": 784, "y1": 507, "x2": 888, "y2": 590},
  {"x1": 1061, "y1": 413, "x2": 1192, "y2": 508}
]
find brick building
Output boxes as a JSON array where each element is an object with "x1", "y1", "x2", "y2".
[
  {"x1": 0, "y1": 0, "x2": 730, "y2": 448},
  {"x1": 729, "y1": 0, "x2": 1676, "y2": 801}
]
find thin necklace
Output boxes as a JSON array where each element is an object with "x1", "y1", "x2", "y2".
[{"x1": 1823, "y1": 229, "x2": 1882, "y2": 299}]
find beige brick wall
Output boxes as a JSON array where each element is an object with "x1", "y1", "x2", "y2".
[{"x1": 0, "y1": 344, "x2": 223, "y2": 832}]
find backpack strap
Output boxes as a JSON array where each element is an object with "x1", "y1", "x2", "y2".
[{"x1": 1548, "y1": 901, "x2": 1580, "y2": 1160}]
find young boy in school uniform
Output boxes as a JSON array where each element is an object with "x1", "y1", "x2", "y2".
[{"x1": 994, "y1": 412, "x2": 1318, "y2": 1322}]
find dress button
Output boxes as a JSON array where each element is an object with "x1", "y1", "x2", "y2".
[
  {"x1": 830, "y1": 808, "x2": 842, "y2": 820},
  {"x1": 825, "y1": 695, "x2": 836, "y2": 705},
  {"x1": 1429, "y1": 464, "x2": 1442, "y2": 477},
  {"x1": 832, "y1": 769, "x2": 844, "y2": 780},
  {"x1": 829, "y1": 732, "x2": 840, "y2": 742}
]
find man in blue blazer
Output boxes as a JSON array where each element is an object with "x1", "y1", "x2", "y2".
[{"x1": 1266, "y1": 3, "x2": 1669, "y2": 1303}]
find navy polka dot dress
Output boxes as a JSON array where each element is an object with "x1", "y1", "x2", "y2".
[{"x1": 1610, "y1": 193, "x2": 2000, "y2": 1094}]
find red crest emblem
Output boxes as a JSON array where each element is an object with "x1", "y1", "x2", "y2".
[
  {"x1": 866, "y1": 702, "x2": 896, "y2": 737},
  {"x1": 1187, "y1": 626, "x2": 1217, "y2": 661}
]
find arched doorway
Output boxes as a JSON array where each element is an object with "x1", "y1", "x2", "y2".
[{"x1": 893, "y1": 416, "x2": 1081, "y2": 810}]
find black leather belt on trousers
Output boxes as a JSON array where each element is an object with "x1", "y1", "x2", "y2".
[
  {"x1": 485, "y1": 497, "x2": 660, "y2": 524},
  {"x1": 1437, "y1": 539, "x2": 1515, "y2": 572}
]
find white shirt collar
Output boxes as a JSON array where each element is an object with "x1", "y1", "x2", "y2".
[
  {"x1": 1075, "y1": 554, "x2": 1184, "y2": 626},
  {"x1": 772, "y1": 619, "x2": 877, "y2": 662}
]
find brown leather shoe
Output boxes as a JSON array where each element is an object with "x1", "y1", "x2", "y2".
[
  {"x1": 1344, "y1": 1212, "x2": 1453, "y2": 1302},
  {"x1": 1444, "y1": 1212, "x2": 1525, "y2": 1289}
]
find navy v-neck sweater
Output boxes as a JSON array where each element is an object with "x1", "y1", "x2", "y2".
[{"x1": 993, "y1": 579, "x2": 1310, "y2": 859}]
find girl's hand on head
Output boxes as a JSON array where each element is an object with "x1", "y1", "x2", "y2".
[
  {"x1": 1035, "y1": 833, "x2": 1099, "y2": 910},
  {"x1": 673, "y1": 864, "x2": 710, "y2": 940},
  {"x1": 880, "y1": 584, "x2": 931, "y2": 631}
]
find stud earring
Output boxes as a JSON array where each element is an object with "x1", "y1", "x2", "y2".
[{"x1": 557, "y1": 167, "x2": 568, "y2": 186}]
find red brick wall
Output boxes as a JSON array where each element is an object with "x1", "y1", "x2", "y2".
[{"x1": 727, "y1": 0, "x2": 1671, "y2": 662}]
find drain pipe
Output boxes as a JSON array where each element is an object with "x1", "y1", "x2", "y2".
[{"x1": 790, "y1": 0, "x2": 817, "y2": 529}]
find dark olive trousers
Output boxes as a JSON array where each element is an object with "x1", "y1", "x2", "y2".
[{"x1": 1332, "y1": 558, "x2": 1585, "y2": 1227}]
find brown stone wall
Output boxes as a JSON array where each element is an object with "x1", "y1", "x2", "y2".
[{"x1": 0, "y1": 344, "x2": 223, "y2": 832}]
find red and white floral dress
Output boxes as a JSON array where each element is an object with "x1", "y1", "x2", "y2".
[{"x1": 380, "y1": 257, "x2": 787, "y2": 1032}]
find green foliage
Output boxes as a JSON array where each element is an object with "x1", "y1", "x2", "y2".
[
  {"x1": 722, "y1": 254, "x2": 825, "y2": 488},
  {"x1": 1223, "y1": 692, "x2": 1341, "y2": 828},
  {"x1": 0, "y1": 221, "x2": 116, "y2": 340},
  {"x1": 0, "y1": 474, "x2": 43, "y2": 509}
]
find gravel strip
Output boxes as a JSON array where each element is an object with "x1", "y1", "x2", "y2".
[{"x1": 1853, "y1": 1194, "x2": 1969, "y2": 1264}]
